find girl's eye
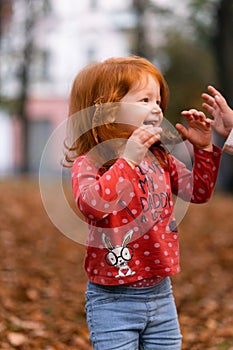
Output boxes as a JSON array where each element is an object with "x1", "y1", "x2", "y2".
[{"x1": 140, "y1": 98, "x2": 149, "y2": 103}]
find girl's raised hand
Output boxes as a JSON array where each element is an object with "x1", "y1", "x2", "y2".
[
  {"x1": 176, "y1": 109, "x2": 213, "y2": 151},
  {"x1": 123, "y1": 125, "x2": 162, "y2": 166},
  {"x1": 202, "y1": 85, "x2": 233, "y2": 138}
]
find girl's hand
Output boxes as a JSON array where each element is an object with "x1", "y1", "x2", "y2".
[
  {"x1": 202, "y1": 85, "x2": 233, "y2": 138},
  {"x1": 123, "y1": 125, "x2": 162, "y2": 166},
  {"x1": 176, "y1": 109, "x2": 213, "y2": 151}
]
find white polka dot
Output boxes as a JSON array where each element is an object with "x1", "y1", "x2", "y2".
[
  {"x1": 165, "y1": 267, "x2": 170, "y2": 272},
  {"x1": 153, "y1": 226, "x2": 158, "y2": 231},
  {"x1": 106, "y1": 174, "x2": 111, "y2": 180},
  {"x1": 197, "y1": 163, "x2": 201, "y2": 168},
  {"x1": 144, "y1": 251, "x2": 150, "y2": 256},
  {"x1": 118, "y1": 280, "x2": 124, "y2": 284},
  {"x1": 198, "y1": 188, "x2": 205, "y2": 194},
  {"x1": 135, "y1": 260, "x2": 140, "y2": 265},
  {"x1": 154, "y1": 259, "x2": 160, "y2": 264},
  {"x1": 119, "y1": 177, "x2": 124, "y2": 182},
  {"x1": 113, "y1": 227, "x2": 119, "y2": 232},
  {"x1": 107, "y1": 272, "x2": 112, "y2": 277},
  {"x1": 168, "y1": 242, "x2": 173, "y2": 248},
  {"x1": 88, "y1": 215, "x2": 94, "y2": 219},
  {"x1": 122, "y1": 218, "x2": 128, "y2": 224},
  {"x1": 104, "y1": 203, "x2": 110, "y2": 209},
  {"x1": 173, "y1": 234, "x2": 177, "y2": 240},
  {"x1": 92, "y1": 253, "x2": 97, "y2": 258},
  {"x1": 164, "y1": 251, "x2": 169, "y2": 256},
  {"x1": 130, "y1": 192, "x2": 135, "y2": 197},
  {"x1": 91, "y1": 200, "x2": 97, "y2": 206},
  {"x1": 95, "y1": 184, "x2": 100, "y2": 191},
  {"x1": 93, "y1": 269, "x2": 98, "y2": 275},
  {"x1": 105, "y1": 188, "x2": 111, "y2": 195},
  {"x1": 132, "y1": 209, "x2": 137, "y2": 215},
  {"x1": 143, "y1": 234, "x2": 149, "y2": 240},
  {"x1": 87, "y1": 166, "x2": 92, "y2": 171},
  {"x1": 161, "y1": 234, "x2": 165, "y2": 240},
  {"x1": 212, "y1": 166, "x2": 216, "y2": 171},
  {"x1": 203, "y1": 174, "x2": 208, "y2": 179},
  {"x1": 133, "y1": 243, "x2": 139, "y2": 249},
  {"x1": 154, "y1": 243, "x2": 160, "y2": 248},
  {"x1": 119, "y1": 163, "x2": 125, "y2": 169},
  {"x1": 137, "y1": 276, "x2": 143, "y2": 280},
  {"x1": 145, "y1": 266, "x2": 150, "y2": 271}
]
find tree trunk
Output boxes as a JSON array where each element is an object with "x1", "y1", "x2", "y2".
[
  {"x1": 214, "y1": 0, "x2": 233, "y2": 191},
  {"x1": 215, "y1": 0, "x2": 233, "y2": 106}
]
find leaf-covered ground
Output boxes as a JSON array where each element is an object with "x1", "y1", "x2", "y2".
[{"x1": 0, "y1": 178, "x2": 232, "y2": 350}]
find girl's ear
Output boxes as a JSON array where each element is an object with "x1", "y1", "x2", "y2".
[{"x1": 102, "y1": 233, "x2": 114, "y2": 250}]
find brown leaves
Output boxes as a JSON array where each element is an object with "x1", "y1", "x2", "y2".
[{"x1": 0, "y1": 178, "x2": 233, "y2": 349}]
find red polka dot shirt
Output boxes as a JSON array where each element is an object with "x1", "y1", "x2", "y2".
[{"x1": 71, "y1": 146, "x2": 221, "y2": 286}]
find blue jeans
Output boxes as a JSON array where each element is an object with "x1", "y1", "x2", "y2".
[{"x1": 85, "y1": 277, "x2": 182, "y2": 350}]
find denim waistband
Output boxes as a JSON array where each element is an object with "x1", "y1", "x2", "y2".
[{"x1": 87, "y1": 276, "x2": 170, "y2": 296}]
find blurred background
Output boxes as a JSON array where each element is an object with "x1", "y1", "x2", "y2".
[
  {"x1": 0, "y1": 0, "x2": 233, "y2": 189},
  {"x1": 0, "y1": 1, "x2": 233, "y2": 349}
]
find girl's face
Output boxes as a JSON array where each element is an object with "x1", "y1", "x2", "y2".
[{"x1": 119, "y1": 74, "x2": 164, "y2": 128}]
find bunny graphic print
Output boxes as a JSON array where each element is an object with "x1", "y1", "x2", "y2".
[
  {"x1": 72, "y1": 146, "x2": 221, "y2": 286},
  {"x1": 103, "y1": 230, "x2": 136, "y2": 278}
]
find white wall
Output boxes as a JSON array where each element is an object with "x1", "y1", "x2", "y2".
[{"x1": 0, "y1": 111, "x2": 14, "y2": 175}]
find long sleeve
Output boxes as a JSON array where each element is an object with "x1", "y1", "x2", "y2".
[
  {"x1": 72, "y1": 156, "x2": 140, "y2": 221},
  {"x1": 169, "y1": 145, "x2": 222, "y2": 203}
]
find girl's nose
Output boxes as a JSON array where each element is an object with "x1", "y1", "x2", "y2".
[{"x1": 152, "y1": 103, "x2": 162, "y2": 113}]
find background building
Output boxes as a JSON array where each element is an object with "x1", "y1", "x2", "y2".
[{"x1": 0, "y1": 0, "x2": 135, "y2": 174}]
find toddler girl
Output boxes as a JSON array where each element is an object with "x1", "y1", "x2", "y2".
[{"x1": 65, "y1": 56, "x2": 221, "y2": 350}]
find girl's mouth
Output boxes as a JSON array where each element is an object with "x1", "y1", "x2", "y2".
[{"x1": 143, "y1": 120, "x2": 159, "y2": 127}]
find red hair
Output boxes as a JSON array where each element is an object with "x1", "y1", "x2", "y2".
[{"x1": 64, "y1": 56, "x2": 169, "y2": 167}]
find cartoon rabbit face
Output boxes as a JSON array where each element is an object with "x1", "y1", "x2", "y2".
[
  {"x1": 102, "y1": 230, "x2": 136, "y2": 278},
  {"x1": 105, "y1": 246, "x2": 133, "y2": 266}
]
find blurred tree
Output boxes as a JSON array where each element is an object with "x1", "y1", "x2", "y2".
[{"x1": 0, "y1": 0, "x2": 51, "y2": 173}]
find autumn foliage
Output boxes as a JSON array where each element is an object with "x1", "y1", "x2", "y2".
[{"x1": 0, "y1": 178, "x2": 232, "y2": 349}]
